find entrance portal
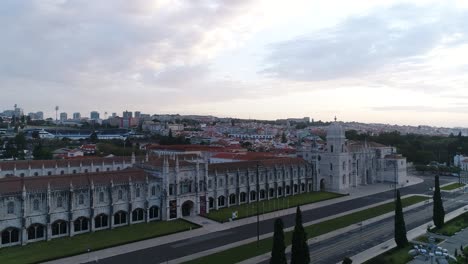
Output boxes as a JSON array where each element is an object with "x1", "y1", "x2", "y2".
[
  {"x1": 181, "y1": 200, "x2": 194, "y2": 217},
  {"x1": 320, "y1": 179, "x2": 326, "y2": 191}
]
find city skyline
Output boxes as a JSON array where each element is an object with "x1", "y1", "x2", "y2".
[{"x1": 2, "y1": 1, "x2": 468, "y2": 127}]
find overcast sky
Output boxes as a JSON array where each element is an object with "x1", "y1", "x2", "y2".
[{"x1": 1, "y1": 0, "x2": 468, "y2": 127}]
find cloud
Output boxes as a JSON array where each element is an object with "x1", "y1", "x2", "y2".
[
  {"x1": 371, "y1": 105, "x2": 468, "y2": 113},
  {"x1": 0, "y1": 0, "x2": 268, "y2": 113},
  {"x1": 262, "y1": 3, "x2": 468, "y2": 82}
]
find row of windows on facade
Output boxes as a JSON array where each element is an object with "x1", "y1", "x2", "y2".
[
  {"x1": 1, "y1": 207, "x2": 159, "y2": 245},
  {"x1": 18, "y1": 167, "x2": 123, "y2": 177},
  {"x1": 207, "y1": 183, "x2": 309, "y2": 208},
  {"x1": 206, "y1": 170, "x2": 307, "y2": 189},
  {"x1": 5, "y1": 186, "x2": 161, "y2": 215}
]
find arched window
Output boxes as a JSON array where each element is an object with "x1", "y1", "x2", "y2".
[
  {"x1": 57, "y1": 196, "x2": 63, "y2": 208},
  {"x1": 151, "y1": 186, "x2": 156, "y2": 196},
  {"x1": 60, "y1": 170, "x2": 65, "y2": 175},
  {"x1": 106, "y1": 167, "x2": 110, "y2": 171},
  {"x1": 286, "y1": 186, "x2": 291, "y2": 195},
  {"x1": 27, "y1": 224, "x2": 44, "y2": 240},
  {"x1": 84, "y1": 169, "x2": 88, "y2": 173},
  {"x1": 149, "y1": 206, "x2": 159, "y2": 219},
  {"x1": 342, "y1": 161, "x2": 346, "y2": 170},
  {"x1": 114, "y1": 211, "x2": 127, "y2": 225},
  {"x1": 118, "y1": 190, "x2": 123, "y2": 200},
  {"x1": 20, "y1": 173, "x2": 25, "y2": 177},
  {"x1": 250, "y1": 191, "x2": 256, "y2": 201},
  {"x1": 47, "y1": 171, "x2": 52, "y2": 176},
  {"x1": 208, "y1": 197, "x2": 214, "y2": 209},
  {"x1": 136, "y1": 188, "x2": 141, "y2": 198},
  {"x1": 72, "y1": 170, "x2": 77, "y2": 174},
  {"x1": 293, "y1": 184, "x2": 298, "y2": 193},
  {"x1": 301, "y1": 183, "x2": 305, "y2": 192},
  {"x1": 33, "y1": 199, "x2": 40, "y2": 211},
  {"x1": 78, "y1": 194, "x2": 84, "y2": 205},
  {"x1": 96, "y1": 168, "x2": 99, "y2": 172},
  {"x1": 117, "y1": 167, "x2": 120, "y2": 171},
  {"x1": 34, "y1": 172, "x2": 39, "y2": 176},
  {"x1": 132, "y1": 208, "x2": 144, "y2": 222},
  {"x1": 94, "y1": 214, "x2": 108, "y2": 228},
  {"x1": 74, "y1": 217, "x2": 89, "y2": 232},
  {"x1": 269, "y1": 188, "x2": 275, "y2": 197},
  {"x1": 278, "y1": 187, "x2": 283, "y2": 196},
  {"x1": 7, "y1": 202, "x2": 14, "y2": 214},
  {"x1": 230, "y1": 177, "x2": 234, "y2": 186},
  {"x1": 330, "y1": 145, "x2": 334, "y2": 153},
  {"x1": 260, "y1": 190, "x2": 266, "y2": 199},
  {"x1": 343, "y1": 174, "x2": 346, "y2": 185},
  {"x1": 229, "y1": 194, "x2": 236, "y2": 205},
  {"x1": 52, "y1": 220, "x2": 67, "y2": 236},
  {"x1": 218, "y1": 196, "x2": 225, "y2": 207},
  {"x1": 99, "y1": 192, "x2": 104, "y2": 203},
  {"x1": 1, "y1": 228, "x2": 20, "y2": 245},
  {"x1": 240, "y1": 192, "x2": 246, "y2": 203},
  {"x1": 330, "y1": 163, "x2": 333, "y2": 171}
]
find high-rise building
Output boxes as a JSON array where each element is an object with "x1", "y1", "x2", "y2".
[
  {"x1": 135, "y1": 111, "x2": 141, "y2": 119},
  {"x1": 90, "y1": 111, "x2": 100, "y2": 120},
  {"x1": 36, "y1": 111, "x2": 44, "y2": 120},
  {"x1": 73, "y1": 112, "x2": 81, "y2": 120},
  {"x1": 60, "y1": 112, "x2": 67, "y2": 121},
  {"x1": 123, "y1": 111, "x2": 133, "y2": 119},
  {"x1": 112, "y1": 113, "x2": 117, "y2": 118}
]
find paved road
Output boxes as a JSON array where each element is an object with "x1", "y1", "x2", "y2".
[
  {"x1": 86, "y1": 177, "x2": 452, "y2": 264},
  {"x1": 259, "y1": 191, "x2": 468, "y2": 264}
]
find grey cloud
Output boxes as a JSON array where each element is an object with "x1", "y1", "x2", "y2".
[{"x1": 262, "y1": 4, "x2": 468, "y2": 82}]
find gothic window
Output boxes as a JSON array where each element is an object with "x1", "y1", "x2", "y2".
[
  {"x1": 94, "y1": 214, "x2": 108, "y2": 228},
  {"x1": 260, "y1": 190, "x2": 266, "y2": 199},
  {"x1": 342, "y1": 161, "x2": 346, "y2": 170},
  {"x1": 20, "y1": 173, "x2": 25, "y2": 177},
  {"x1": 331, "y1": 145, "x2": 334, "y2": 153},
  {"x1": 169, "y1": 184, "x2": 174, "y2": 195},
  {"x1": 34, "y1": 172, "x2": 39, "y2": 176},
  {"x1": 250, "y1": 191, "x2": 256, "y2": 201},
  {"x1": 250, "y1": 175, "x2": 254, "y2": 183},
  {"x1": 208, "y1": 180, "x2": 212, "y2": 189},
  {"x1": 48, "y1": 171, "x2": 52, "y2": 176},
  {"x1": 218, "y1": 196, "x2": 225, "y2": 207},
  {"x1": 78, "y1": 194, "x2": 84, "y2": 205},
  {"x1": 1, "y1": 228, "x2": 19, "y2": 244},
  {"x1": 132, "y1": 208, "x2": 144, "y2": 222},
  {"x1": 96, "y1": 168, "x2": 99, "y2": 172},
  {"x1": 136, "y1": 188, "x2": 141, "y2": 198},
  {"x1": 72, "y1": 170, "x2": 76, "y2": 174},
  {"x1": 57, "y1": 196, "x2": 63, "y2": 208},
  {"x1": 27, "y1": 224, "x2": 44, "y2": 240},
  {"x1": 342, "y1": 144, "x2": 344, "y2": 152},
  {"x1": 99, "y1": 192, "x2": 104, "y2": 203},
  {"x1": 84, "y1": 169, "x2": 88, "y2": 173},
  {"x1": 209, "y1": 197, "x2": 214, "y2": 209},
  {"x1": 343, "y1": 174, "x2": 346, "y2": 185},
  {"x1": 117, "y1": 167, "x2": 120, "y2": 171},
  {"x1": 7, "y1": 202, "x2": 14, "y2": 214},
  {"x1": 74, "y1": 217, "x2": 89, "y2": 232},
  {"x1": 230, "y1": 177, "x2": 234, "y2": 186},
  {"x1": 114, "y1": 211, "x2": 127, "y2": 225},
  {"x1": 60, "y1": 170, "x2": 64, "y2": 175},
  {"x1": 218, "y1": 179, "x2": 223, "y2": 187},
  {"x1": 240, "y1": 176, "x2": 245, "y2": 184},
  {"x1": 33, "y1": 199, "x2": 40, "y2": 211},
  {"x1": 52, "y1": 220, "x2": 67, "y2": 236},
  {"x1": 240, "y1": 192, "x2": 246, "y2": 203},
  {"x1": 118, "y1": 190, "x2": 123, "y2": 200},
  {"x1": 151, "y1": 186, "x2": 156, "y2": 196},
  {"x1": 149, "y1": 206, "x2": 159, "y2": 219},
  {"x1": 330, "y1": 163, "x2": 333, "y2": 171}
]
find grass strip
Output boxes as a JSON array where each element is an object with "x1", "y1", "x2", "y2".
[
  {"x1": 0, "y1": 219, "x2": 199, "y2": 264},
  {"x1": 185, "y1": 195, "x2": 428, "y2": 264},
  {"x1": 206, "y1": 191, "x2": 345, "y2": 222},
  {"x1": 441, "y1": 183, "x2": 465, "y2": 191},
  {"x1": 431, "y1": 212, "x2": 468, "y2": 236},
  {"x1": 364, "y1": 244, "x2": 413, "y2": 264}
]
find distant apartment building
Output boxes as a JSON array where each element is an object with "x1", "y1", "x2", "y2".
[
  {"x1": 27, "y1": 111, "x2": 44, "y2": 120},
  {"x1": 111, "y1": 113, "x2": 117, "y2": 118},
  {"x1": 123, "y1": 111, "x2": 132, "y2": 119},
  {"x1": 60, "y1": 112, "x2": 67, "y2": 121},
  {"x1": 90, "y1": 111, "x2": 100, "y2": 120},
  {"x1": 73, "y1": 112, "x2": 81, "y2": 120},
  {"x1": 135, "y1": 111, "x2": 141, "y2": 119},
  {"x1": 454, "y1": 154, "x2": 468, "y2": 171}
]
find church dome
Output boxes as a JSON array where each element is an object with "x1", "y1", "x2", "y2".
[{"x1": 326, "y1": 121, "x2": 345, "y2": 139}]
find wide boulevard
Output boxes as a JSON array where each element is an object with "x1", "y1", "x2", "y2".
[{"x1": 87, "y1": 176, "x2": 456, "y2": 264}]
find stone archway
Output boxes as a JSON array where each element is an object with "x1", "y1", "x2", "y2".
[
  {"x1": 320, "y1": 179, "x2": 326, "y2": 191},
  {"x1": 181, "y1": 200, "x2": 194, "y2": 217}
]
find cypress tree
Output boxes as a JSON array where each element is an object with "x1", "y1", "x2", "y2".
[
  {"x1": 270, "y1": 218, "x2": 287, "y2": 264},
  {"x1": 433, "y1": 175, "x2": 445, "y2": 229},
  {"x1": 342, "y1": 257, "x2": 353, "y2": 264},
  {"x1": 394, "y1": 190, "x2": 408, "y2": 248},
  {"x1": 291, "y1": 206, "x2": 310, "y2": 264}
]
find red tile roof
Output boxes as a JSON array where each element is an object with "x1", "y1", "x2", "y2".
[{"x1": 0, "y1": 168, "x2": 148, "y2": 195}]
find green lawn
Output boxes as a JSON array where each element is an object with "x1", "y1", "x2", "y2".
[
  {"x1": 364, "y1": 244, "x2": 413, "y2": 264},
  {"x1": 441, "y1": 183, "x2": 466, "y2": 191},
  {"x1": 206, "y1": 191, "x2": 345, "y2": 222},
  {"x1": 185, "y1": 195, "x2": 428, "y2": 264},
  {"x1": 0, "y1": 219, "x2": 199, "y2": 264},
  {"x1": 431, "y1": 212, "x2": 468, "y2": 236}
]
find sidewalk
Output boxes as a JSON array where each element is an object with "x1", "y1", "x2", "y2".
[
  {"x1": 45, "y1": 176, "x2": 423, "y2": 264},
  {"x1": 347, "y1": 205, "x2": 468, "y2": 264}
]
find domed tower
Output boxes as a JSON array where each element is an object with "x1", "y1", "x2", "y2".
[
  {"x1": 326, "y1": 118, "x2": 346, "y2": 154},
  {"x1": 319, "y1": 117, "x2": 349, "y2": 192}
]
